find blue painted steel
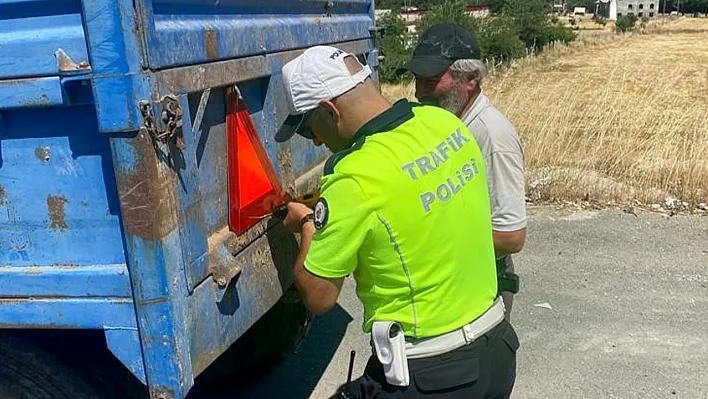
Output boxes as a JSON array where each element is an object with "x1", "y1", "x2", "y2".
[
  {"x1": 81, "y1": 0, "x2": 150, "y2": 133},
  {"x1": 110, "y1": 135, "x2": 194, "y2": 396},
  {"x1": 0, "y1": 264, "x2": 132, "y2": 298},
  {"x1": 174, "y1": 93, "x2": 210, "y2": 292},
  {"x1": 141, "y1": 0, "x2": 372, "y2": 69},
  {"x1": 0, "y1": 105, "x2": 124, "y2": 267},
  {"x1": 1, "y1": 0, "x2": 378, "y2": 397},
  {"x1": 105, "y1": 328, "x2": 148, "y2": 384},
  {"x1": 0, "y1": 77, "x2": 64, "y2": 108},
  {"x1": 0, "y1": 0, "x2": 89, "y2": 79},
  {"x1": 0, "y1": 298, "x2": 137, "y2": 329}
]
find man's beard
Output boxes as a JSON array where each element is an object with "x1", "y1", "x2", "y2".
[
  {"x1": 418, "y1": 83, "x2": 469, "y2": 117},
  {"x1": 436, "y1": 83, "x2": 469, "y2": 117}
]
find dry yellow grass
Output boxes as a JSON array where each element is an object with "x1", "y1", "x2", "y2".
[{"x1": 382, "y1": 18, "x2": 708, "y2": 210}]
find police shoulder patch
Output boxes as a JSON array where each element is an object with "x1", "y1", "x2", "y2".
[{"x1": 313, "y1": 198, "x2": 329, "y2": 230}]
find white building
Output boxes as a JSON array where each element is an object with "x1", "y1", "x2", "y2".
[
  {"x1": 615, "y1": 0, "x2": 660, "y2": 18},
  {"x1": 596, "y1": 0, "x2": 618, "y2": 19}
]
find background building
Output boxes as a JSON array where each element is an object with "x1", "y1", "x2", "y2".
[{"x1": 616, "y1": 0, "x2": 660, "y2": 18}]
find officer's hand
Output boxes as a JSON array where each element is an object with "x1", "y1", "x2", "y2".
[{"x1": 283, "y1": 202, "x2": 314, "y2": 233}]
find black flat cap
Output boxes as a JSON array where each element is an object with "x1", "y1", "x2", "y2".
[{"x1": 397, "y1": 23, "x2": 481, "y2": 78}]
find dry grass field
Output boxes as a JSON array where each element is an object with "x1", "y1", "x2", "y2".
[{"x1": 383, "y1": 17, "x2": 708, "y2": 212}]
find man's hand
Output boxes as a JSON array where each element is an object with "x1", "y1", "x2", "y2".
[
  {"x1": 283, "y1": 202, "x2": 314, "y2": 233},
  {"x1": 283, "y1": 200, "x2": 344, "y2": 315}
]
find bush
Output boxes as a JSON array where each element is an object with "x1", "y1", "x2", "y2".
[
  {"x1": 616, "y1": 14, "x2": 638, "y2": 32},
  {"x1": 592, "y1": 15, "x2": 608, "y2": 26},
  {"x1": 543, "y1": 24, "x2": 578, "y2": 44}
]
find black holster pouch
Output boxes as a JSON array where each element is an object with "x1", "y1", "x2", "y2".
[{"x1": 496, "y1": 256, "x2": 520, "y2": 294}]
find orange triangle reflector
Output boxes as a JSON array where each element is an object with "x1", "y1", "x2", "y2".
[{"x1": 226, "y1": 87, "x2": 286, "y2": 235}]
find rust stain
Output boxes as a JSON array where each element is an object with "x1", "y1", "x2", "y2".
[
  {"x1": 116, "y1": 134, "x2": 178, "y2": 239},
  {"x1": 0, "y1": 185, "x2": 5, "y2": 206},
  {"x1": 35, "y1": 146, "x2": 50, "y2": 162},
  {"x1": 277, "y1": 149, "x2": 297, "y2": 195},
  {"x1": 151, "y1": 386, "x2": 176, "y2": 399},
  {"x1": 47, "y1": 195, "x2": 68, "y2": 231},
  {"x1": 205, "y1": 28, "x2": 218, "y2": 60},
  {"x1": 138, "y1": 296, "x2": 168, "y2": 306}
]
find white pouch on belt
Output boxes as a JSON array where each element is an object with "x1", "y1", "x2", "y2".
[{"x1": 371, "y1": 321, "x2": 410, "y2": 387}]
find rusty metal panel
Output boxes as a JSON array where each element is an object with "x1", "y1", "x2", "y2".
[
  {"x1": 0, "y1": 77, "x2": 64, "y2": 109},
  {"x1": 136, "y1": 0, "x2": 374, "y2": 70},
  {"x1": 0, "y1": 297, "x2": 138, "y2": 329},
  {"x1": 0, "y1": 0, "x2": 90, "y2": 80},
  {"x1": 0, "y1": 105, "x2": 125, "y2": 268}
]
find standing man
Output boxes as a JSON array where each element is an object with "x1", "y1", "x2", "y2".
[
  {"x1": 275, "y1": 45, "x2": 518, "y2": 398},
  {"x1": 400, "y1": 23, "x2": 527, "y2": 318}
]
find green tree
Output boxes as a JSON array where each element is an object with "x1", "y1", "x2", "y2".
[
  {"x1": 418, "y1": 0, "x2": 481, "y2": 37},
  {"x1": 377, "y1": 11, "x2": 413, "y2": 83},
  {"x1": 503, "y1": 0, "x2": 552, "y2": 49},
  {"x1": 477, "y1": 15, "x2": 526, "y2": 61}
]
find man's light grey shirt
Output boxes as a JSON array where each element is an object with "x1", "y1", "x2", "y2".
[{"x1": 462, "y1": 93, "x2": 527, "y2": 232}]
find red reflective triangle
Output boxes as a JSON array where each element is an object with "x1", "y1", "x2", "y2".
[{"x1": 226, "y1": 88, "x2": 286, "y2": 235}]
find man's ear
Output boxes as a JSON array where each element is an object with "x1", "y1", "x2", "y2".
[
  {"x1": 319, "y1": 100, "x2": 340, "y2": 124},
  {"x1": 465, "y1": 72, "x2": 480, "y2": 92}
]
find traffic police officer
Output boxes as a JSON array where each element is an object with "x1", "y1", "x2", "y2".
[
  {"x1": 400, "y1": 24, "x2": 527, "y2": 319},
  {"x1": 276, "y1": 45, "x2": 519, "y2": 398}
]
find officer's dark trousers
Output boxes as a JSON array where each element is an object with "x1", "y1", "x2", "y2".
[{"x1": 352, "y1": 319, "x2": 519, "y2": 399}]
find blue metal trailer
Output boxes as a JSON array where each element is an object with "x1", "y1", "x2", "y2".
[{"x1": 0, "y1": 1, "x2": 379, "y2": 397}]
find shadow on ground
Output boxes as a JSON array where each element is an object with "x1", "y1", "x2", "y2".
[{"x1": 188, "y1": 304, "x2": 354, "y2": 399}]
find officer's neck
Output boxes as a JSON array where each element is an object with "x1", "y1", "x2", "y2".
[{"x1": 339, "y1": 96, "x2": 392, "y2": 142}]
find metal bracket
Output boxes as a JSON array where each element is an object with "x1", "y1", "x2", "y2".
[
  {"x1": 191, "y1": 88, "x2": 211, "y2": 134},
  {"x1": 55, "y1": 49, "x2": 91, "y2": 74},
  {"x1": 139, "y1": 95, "x2": 185, "y2": 148}
]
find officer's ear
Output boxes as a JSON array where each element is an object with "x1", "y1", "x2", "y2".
[{"x1": 319, "y1": 100, "x2": 340, "y2": 125}]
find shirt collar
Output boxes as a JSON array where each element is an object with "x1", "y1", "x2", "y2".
[
  {"x1": 348, "y1": 99, "x2": 415, "y2": 146},
  {"x1": 461, "y1": 93, "x2": 490, "y2": 125}
]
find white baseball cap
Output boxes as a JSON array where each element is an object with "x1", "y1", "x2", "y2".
[{"x1": 275, "y1": 46, "x2": 372, "y2": 143}]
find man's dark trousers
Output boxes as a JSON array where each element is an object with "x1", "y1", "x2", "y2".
[{"x1": 349, "y1": 319, "x2": 519, "y2": 399}]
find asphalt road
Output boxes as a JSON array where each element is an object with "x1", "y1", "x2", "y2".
[{"x1": 200, "y1": 206, "x2": 708, "y2": 398}]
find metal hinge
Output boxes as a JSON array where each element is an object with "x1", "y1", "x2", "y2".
[{"x1": 139, "y1": 95, "x2": 185, "y2": 149}]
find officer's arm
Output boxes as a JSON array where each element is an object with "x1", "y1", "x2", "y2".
[
  {"x1": 493, "y1": 228, "x2": 526, "y2": 256},
  {"x1": 293, "y1": 222, "x2": 344, "y2": 315}
]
